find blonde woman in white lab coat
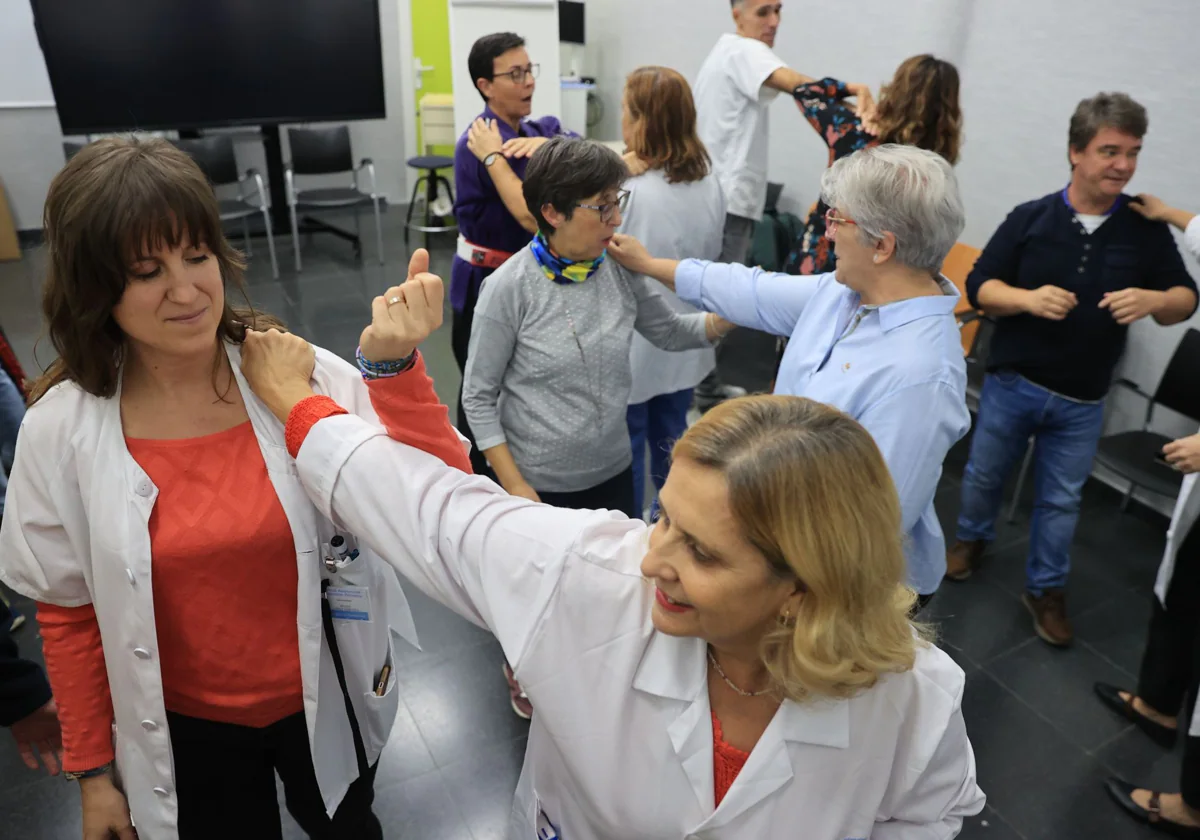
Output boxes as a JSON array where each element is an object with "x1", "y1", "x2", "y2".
[
  {"x1": 1094, "y1": 195, "x2": 1200, "y2": 836},
  {"x1": 239, "y1": 317, "x2": 987, "y2": 840}
]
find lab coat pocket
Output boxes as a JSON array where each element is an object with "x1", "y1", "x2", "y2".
[{"x1": 359, "y1": 632, "x2": 400, "y2": 758}]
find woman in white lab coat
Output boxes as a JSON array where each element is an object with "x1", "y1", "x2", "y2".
[
  {"x1": 618, "y1": 65, "x2": 726, "y2": 519},
  {"x1": 240, "y1": 319, "x2": 987, "y2": 840},
  {"x1": 1094, "y1": 195, "x2": 1200, "y2": 837},
  {"x1": 0, "y1": 136, "x2": 468, "y2": 840}
]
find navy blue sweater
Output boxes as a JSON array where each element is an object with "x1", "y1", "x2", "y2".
[{"x1": 966, "y1": 191, "x2": 1197, "y2": 401}]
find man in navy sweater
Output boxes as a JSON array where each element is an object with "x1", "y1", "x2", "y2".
[{"x1": 945, "y1": 92, "x2": 1198, "y2": 646}]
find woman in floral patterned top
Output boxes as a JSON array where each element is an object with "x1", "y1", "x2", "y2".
[{"x1": 784, "y1": 55, "x2": 963, "y2": 276}]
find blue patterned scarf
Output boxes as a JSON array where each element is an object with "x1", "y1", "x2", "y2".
[{"x1": 530, "y1": 233, "x2": 605, "y2": 285}]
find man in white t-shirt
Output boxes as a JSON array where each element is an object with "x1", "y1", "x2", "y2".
[
  {"x1": 692, "y1": 0, "x2": 812, "y2": 406},
  {"x1": 695, "y1": 0, "x2": 812, "y2": 264}
]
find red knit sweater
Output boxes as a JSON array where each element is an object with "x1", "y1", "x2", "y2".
[{"x1": 38, "y1": 353, "x2": 470, "y2": 770}]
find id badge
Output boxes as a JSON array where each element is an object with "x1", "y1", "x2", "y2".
[{"x1": 326, "y1": 586, "x2": 372, "y2": 622}]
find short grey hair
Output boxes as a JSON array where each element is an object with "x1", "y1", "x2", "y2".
[
  {"x1": 820, "y1": 144, "x2": 965, "y2": 274},
  {"x1": 1068, "y1": 91, "x2": 1147, "y2": 152}
]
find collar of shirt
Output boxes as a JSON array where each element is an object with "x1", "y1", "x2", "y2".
[
  {"x1": 872, "y1": 276, "x2": 960, "y2": 332},
  {"x1": 1060, "y1": 183, "x2": 1123, "y2": 217},
  {"x1": 482, "y1": 104, "x2": 529, "y2": 142}
]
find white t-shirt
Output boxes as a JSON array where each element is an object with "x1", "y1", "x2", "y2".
[
  {"x1": 694, "y1": 33, "x2": 786, "y2": 222},
  {"x1": 1075, "y1": 213, "x2": 1107, "y2": 234},
  {"x1": 619, "y1": 168, "x2": 726, "y2": 404}
]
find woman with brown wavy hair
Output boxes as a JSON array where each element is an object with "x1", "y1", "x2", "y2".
[
  {"x1": 619, "y1": 65, "x2": 727, "y2": 518},
  {"x1": 0, "y1": 135, "x2": 469, "y2": 839},
  {"x1": 783, "y1": 54, "x2": 962, "y2": 276}
]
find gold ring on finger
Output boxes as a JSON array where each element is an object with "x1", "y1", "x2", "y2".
[{"x1": 387, "y1": 296, "x2": 402, "y2": 306}]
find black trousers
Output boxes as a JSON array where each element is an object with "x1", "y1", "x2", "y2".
[
  {"x1": 1136, "y1": 519, "x2": 1200, "y2": 807},
  {"x1": 538, "y1": 466, "x2": 637, "y2": 519},
  {"x1": 451, "y1": 278, "x2": 492, "y2": 477},
  {"x1": 168, "y1": 710, "x2": 382, "y2": 840}
]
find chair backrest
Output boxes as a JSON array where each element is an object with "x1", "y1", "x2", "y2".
[
  {"x1": 1153, "y1": 328, "x2": 1200, "y2": 423},
  {"x1": 288, "y1": 126, "x2": 354, "y2": 176},
  {"x1": 174, "y1": 135, "x2": 240, "y2": 186},
  {"x1": 940, "y1": 241, "x2": 983, "y2": 355},
  {"x1": 63, "y1": 141, "x2": 86, "y2": 161}
]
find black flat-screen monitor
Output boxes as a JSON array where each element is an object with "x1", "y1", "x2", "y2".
[
  {"x1": 30, "y1": 0, "x2": 386, "y2": 135},
  {"x1": 559, "y1": 1, "x2": 585, "y2": 45}
]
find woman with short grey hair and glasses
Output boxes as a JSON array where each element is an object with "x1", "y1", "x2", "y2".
[
  {"x1": 462, "y1": 136, "x2": 732, "y2": 715},
  {"x1": 611, "y1": 144, "x2": 970, "y2": 609}
]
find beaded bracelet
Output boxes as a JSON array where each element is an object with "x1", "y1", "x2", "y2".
[{"x1": 356, "y1": 346, "x2": 417, "y2": 380}]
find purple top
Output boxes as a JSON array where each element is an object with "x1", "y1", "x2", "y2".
[{"x1": 450, "y1": 104, "x2": 569, "y2": 312}]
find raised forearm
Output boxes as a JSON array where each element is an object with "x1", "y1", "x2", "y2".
[
  {"x1": 974, "y1": 279, "x2": 1031, "y2": 317},
  {"x1": 641, "y1": 258, "x2": 681, "y2": 291},
  {"x1": 765, "y1": 66, "x2": 815, "y2": 93},
  {"x1": 486, "y1": 158, "x2": 538, "y2": 234}
]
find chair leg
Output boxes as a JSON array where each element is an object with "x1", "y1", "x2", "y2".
[
  {"x1": 405, "y1": 176, "x2": 423, "y2": 228},
  {"x1": 1006, "y1": 438, "x2": 1035, "y2": 524},
  {"x1": 1120, "y1": 482, "x2": 1135, "y2": 513},
  {"x1": 241, "y1": 217, "x2": 252, "y2": 256},
  {"x1": 261, "y1": 207, "x2": 279, "y2": 280},
  {"x1": 373, "y1": 197, "x2": 385, "y2": 265},
  {"x1": 289, "y1": 202, "x2": 302, "y2": 273},
  {"x1": 424, "y1": 169, "x2": 439, "y2": 228}
]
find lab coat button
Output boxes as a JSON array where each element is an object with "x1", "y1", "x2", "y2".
[
  {"x1": 126, "y1": 569, "x2": 136, "y2": 586},
  {"x1": 153, "y1": 786, "x2": 170, "y2": 797},
  {"x1": 133, "y1": 647, "x2": 152, "y2": 660},
  {"x1": 136, "y1": 480, "x2": 154, "y2": 497},
  {"x1": 141, "y1": 720, "x2": 158, "y2": 731}
]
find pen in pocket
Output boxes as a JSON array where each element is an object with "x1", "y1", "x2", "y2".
[{"x1": 374, "y1": 664, "x2": 391, "y2": 696}]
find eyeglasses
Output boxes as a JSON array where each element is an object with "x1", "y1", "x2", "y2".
[
  {"x1": 824, "y1": 208, "x2": 858, "y2": 239},
  {"x1": 577, "y1": 189, "x2": 630, "y2": 224},
  {"x1": 494, "y1": 63, "x2": 540, "y2": 84}
]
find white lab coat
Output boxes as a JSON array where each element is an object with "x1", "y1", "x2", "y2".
[
  {"x1": 298, "y1": 413, "x2": 987, "y2": 840},
  {"x1": 694, "y1": 33, "x2": 785, "y2": 222},
  {"x1": 621, "y1": 168, "x2": 726, "y2": 405},
  {"x1": 0, "y1": 345, "x2": 421, "y2": 840}
]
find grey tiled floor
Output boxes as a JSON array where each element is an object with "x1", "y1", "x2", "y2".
[{"x1": 0, "y1": 214, "x2": 1181, "y2": 838}]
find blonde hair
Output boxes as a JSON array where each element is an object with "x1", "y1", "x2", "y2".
[{"x1": 672, "y1": 395, "x2": 927, "y2": 702}]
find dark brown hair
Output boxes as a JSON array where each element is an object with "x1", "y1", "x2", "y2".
[
  {"x1": 872, "y1": 55, "x2": 962, "y2": 165},
  {"x1": 29, "y1": 134, "x2": 282, "y2": 405},
  {"x1": 522, "y1": 137, "x2": 628, "y2": 236},
  {"x1": 623, "y1": 66, "x2": 711, "y2": 185},
  {"x1": 1068, "y1": 91, "x2": 1147, "y2": 152}
]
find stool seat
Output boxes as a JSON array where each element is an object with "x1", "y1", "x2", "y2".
[{"x1": 407, "y1": 155, "x2": 454, "y2": 171}]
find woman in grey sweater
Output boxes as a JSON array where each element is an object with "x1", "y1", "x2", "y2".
[{"x1": 463, "y1": 137, "x2": 731, "y2": 518}]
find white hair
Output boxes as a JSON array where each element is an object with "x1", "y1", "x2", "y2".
[{"x1": 819, "y1": 144, "x2": 965, "y2": 274}]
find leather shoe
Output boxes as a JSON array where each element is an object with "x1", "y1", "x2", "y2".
[
  {"x1": 1105, "y1": 778, "x2": 1200, "y2": 837},
  {"x1": 1094, "y1": 683, "x2": 1177, "y2": 748},
  {"x1": 944, "y1": 539, "x2": 985, "y2": 581}
]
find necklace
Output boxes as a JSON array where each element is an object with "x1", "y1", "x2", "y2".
[{"x1": 707, "y1": 648, "x2": 773, "y2": 698}]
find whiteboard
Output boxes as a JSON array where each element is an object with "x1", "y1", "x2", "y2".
[
  {"x1": 0, "y1": 0, "x2": 55, "y2": 107},
  {"x1": 449, "y1": 0, "x2": 561, "y2": 134}
]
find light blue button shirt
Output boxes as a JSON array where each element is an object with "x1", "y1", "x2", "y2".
[{"x1": 676, "y1": 261, "x2": 970, "y2": 595}]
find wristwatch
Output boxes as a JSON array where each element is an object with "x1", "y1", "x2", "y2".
[
  {"x1": 483, "y1": 152, "x2": 502, "y2": 168},
  {"x1": 64, "y1": 762, "x2": 112, "y2": 782}
]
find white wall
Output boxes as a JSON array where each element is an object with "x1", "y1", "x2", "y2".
[
  {"x1": 448, "y1": 0, "x2": 562, "y2": 134},
  {"x1": 0, "y1": 0, "x2": 415, "y2": 231},
  {"x1": 585, "y1": 0, "x2": 1200, "y2": 512}
]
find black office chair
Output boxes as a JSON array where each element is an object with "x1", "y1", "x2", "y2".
[
  {"x1": 63, "y1": 141, "x2": 86, "y2": 160},
  {"x1": 1094, "y1": 328, "x2": 1200, "y2": 511},
  {"x1": 403, "y1": 155, "x2": 456, "y2": 241},
  {"x1": 175, "y1": 136, "x2": 279, "y2": 279},
  {"x1": 285, "y1": 126, "x2": 383, "y2": 271}
]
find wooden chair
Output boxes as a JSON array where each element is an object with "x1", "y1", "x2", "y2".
[{"x1": 941, "y1": 242, "x2": 983, "y2": 356}]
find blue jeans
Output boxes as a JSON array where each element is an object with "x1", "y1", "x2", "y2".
[
  {"x1": 627, "y1": 388, "x2": 693, "y2": 518},
  {"x1": 0, "y1": 366, "x2": 25, "y2": 518},
  {"x1": 956, "y1": 371, "x2": 1105, "y2": 595}
]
